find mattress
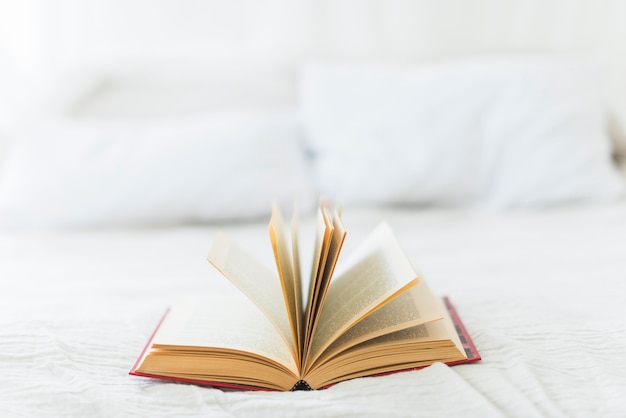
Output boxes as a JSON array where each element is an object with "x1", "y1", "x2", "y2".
[{"x1": 1, "y1": 201, "x2": 626, "y2": 417}]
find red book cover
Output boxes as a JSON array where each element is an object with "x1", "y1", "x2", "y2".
[{"x1": 129, "y1": 297, "x2": 481, "y2": 391}]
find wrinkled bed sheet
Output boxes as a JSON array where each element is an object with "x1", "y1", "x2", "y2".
[{"x1": 1, "y1": 202, "x2": 626, "y2": 417}]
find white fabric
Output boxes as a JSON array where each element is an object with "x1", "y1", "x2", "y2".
[
  {"x1": 1, "y1": 202, "x2": 626, "y2": 416},
  {"x1": 0, "y1": 110, "x2": 314, "y2": 228},
  {"x1": 300, "y1": 57, "x2": 625, "y2": 208}
]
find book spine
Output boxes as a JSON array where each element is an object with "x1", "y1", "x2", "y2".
[{"x1": 290, "y1": 380, "x2": 313, "y2": 391}]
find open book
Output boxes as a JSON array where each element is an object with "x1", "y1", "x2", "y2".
[{"x1": 130, "y1": 203, "x2": 480, "y2": 391}]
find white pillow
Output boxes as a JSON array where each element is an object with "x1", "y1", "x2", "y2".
[
  {"x1": 0, "y1": 110, "x2": 314, "y2": 228},
  {"x1": 300, "y1": 57, "x2": 625, "y2": 209},
  {"x1": 74, "y1": 63, "x2": 296, "y2": 119}
]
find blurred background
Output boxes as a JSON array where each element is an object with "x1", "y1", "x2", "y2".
[
  {"x1": 0, "y1": 0, "x2": 625, "y2": 227},
  {"x1": 1, "y1": 0, "x2": 626, "y2": 117}
]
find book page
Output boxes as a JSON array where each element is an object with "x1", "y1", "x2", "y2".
[
  {"x1": 303, "y1": 204, "x2": 333, "y2": 356},
  {"x1": 207, "y1": 232, "x2": 295, "y2": 358},
  {"x1": 349, "y1": 313, "x2": 457, "y2": 348},
  {"x1": 313, "y1": 210, "x2": 346, "y2": 326},
  {"x1": 305, "y1": 222, "x2": 418, "y2": 370},
  {"x1": 312, "y1": 279, "x2": 444, "y2": 366},
  {"x1": 151, "y1": 293, "x2": 298, "y2": 374},
  {"x1": 303, "y1": 208, "x2": 345, "y2": 362},
  {"x1": 305, "y1": 319, "x2": 464, "y2": 389},
  {"x1": 268, "y1": 204, "x2": 301, "y2": 359},
  {"x1": 290, "y1": 210, "x2": 303, "y2": 354}
]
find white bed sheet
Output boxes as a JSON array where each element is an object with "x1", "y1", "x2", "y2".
[{"x1": 1, "y1": 201, "x2": 626, "y2": 417}]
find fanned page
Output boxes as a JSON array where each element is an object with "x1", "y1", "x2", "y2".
[
  {"x1": 306, "y1": 319, "x2": 465, "y2": 389},
  {"x1": 303, "y1": 205, "x2": 334, "y2": 358},
  {"x1": 268, "y1": 204, "x2": 301, "y2": 359},
  {"x1": 310, "y1": 279, "x2": 445, "y2": 369},
  {"x1": 304, "y1": 222, "x2": 419, "y2": 372},
  {"x1": 290, "y1": 210, "x2": 304, "y2": 354},
  {"x1": 303, "y1": 207, "x2": 346, "y2": 363},
  {"x1": 304, "y1": 206, "x2": 332, "y2": 320},
  {"x1": 304, "y1": 289, "x2": 469, "y2": 389},
  {"x1": 207, "y1": 232, "x2": 296, "y2": 358}
]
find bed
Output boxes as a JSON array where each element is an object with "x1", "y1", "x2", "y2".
[
  {"x1": 2, "y1": 1, "x2": 626, "y2": 417},
  {"x1": 2, "y1": 202, "x2": 626, "y2": 417}
]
